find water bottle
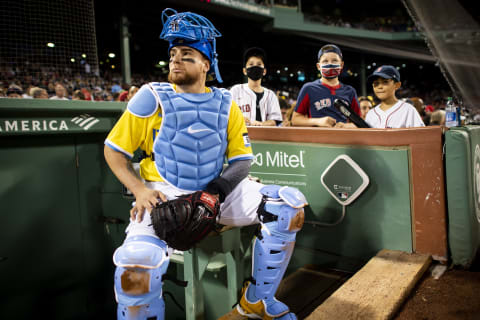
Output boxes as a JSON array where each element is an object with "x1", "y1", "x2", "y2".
[{"x1": 445, "y1": 97, "x2": 457, "y2": 127}]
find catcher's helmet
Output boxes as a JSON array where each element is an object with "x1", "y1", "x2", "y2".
[{"x1": 160, "y1": 8, "x2": 223, "y2": 83}]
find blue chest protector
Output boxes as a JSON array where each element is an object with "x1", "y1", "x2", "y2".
[{"x1": 129, "y1": 82, "x2": 231, "y2": 191}]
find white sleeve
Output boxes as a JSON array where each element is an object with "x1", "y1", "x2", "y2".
[
  {"x1": 266, "y1": 89, "x2": 282, "y2": 121},
  {"x1": 407, "y1": 104, "x2": 425, "y2": 127}
]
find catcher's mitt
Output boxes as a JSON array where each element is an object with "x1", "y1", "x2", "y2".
[{"x1": 150, "y1": 191, "x2": 220, "y2": 251}]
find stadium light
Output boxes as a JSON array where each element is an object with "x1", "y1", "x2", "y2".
[
  {"x1": 70, "y1": 58, "x2": 75, "y2": 62},
  {"x1": 158, "y1": 61, "x2": 167, "y2": 66},
  {"x1": 108, "y1": 53, "x2": 116, "y2": 58},
  {"x1": 47, "y1": 42, "x2": 55, "y2": 48},
  {"x1": 82, "y1": 54, "x2": 87, "y2": 58}
]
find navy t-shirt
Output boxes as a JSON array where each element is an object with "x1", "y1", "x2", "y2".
[{"x1": 295, "y1": 80, "x2": 360, "y2": 123}]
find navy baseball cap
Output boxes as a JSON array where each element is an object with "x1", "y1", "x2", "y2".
[
  {"x1": 317, "y1": 44, "x2": 343, "y2": 61},
  {"x1": 368, "y1": 65, "x2": 401, "y2": 82},
  {"x1": 243, "y1": 47, "x2": 267, "y2": 65}
]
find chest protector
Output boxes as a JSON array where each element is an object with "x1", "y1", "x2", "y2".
[{"x1": 151, "y1": 83, "x2": 231, "y2": 192}]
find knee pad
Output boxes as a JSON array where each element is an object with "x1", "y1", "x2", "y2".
[
  {"x1": 257, "y1": 185, "x2": 307, "y2": 237},
  {"x1": 113, "y1": 235, "x2": 170, "y2": 320}
]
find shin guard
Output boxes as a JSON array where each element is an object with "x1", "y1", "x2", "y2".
[{"x1": 238, "y1": 185, "x2": 307, "y2": 319}]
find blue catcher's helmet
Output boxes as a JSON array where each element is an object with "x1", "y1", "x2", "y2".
[{"x1": 160, "y1": 8, "x2": 223, "y2": 83}]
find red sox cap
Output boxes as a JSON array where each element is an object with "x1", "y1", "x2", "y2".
[
  {"x1": 318, "y1": 44, "x2": 343, "y2": 61},
  {"x1": 368, "y1": 65, "x2": 401, "y2": 82}
]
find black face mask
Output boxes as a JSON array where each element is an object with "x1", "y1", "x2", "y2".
[{"x1": 246, "y1": 66, "x2": 264, "y2": 81}]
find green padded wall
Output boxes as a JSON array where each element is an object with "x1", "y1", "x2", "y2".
[
  {"x1": 445, "y1": 126, "x2": 480, "y2": 266},
  {"x1": 250, "y1": 141, "x2": 413, "y2": 271}
]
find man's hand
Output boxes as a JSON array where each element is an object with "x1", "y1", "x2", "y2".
[
  {"x1": 315, "y1": 116, "x2": 336, "y2": 127},
  {"x1": 131, "y1": 186, "x2": 167, "y2": 222},
  {"x1": 244, "y1": 117, "x2": 251, "y2": 126}
]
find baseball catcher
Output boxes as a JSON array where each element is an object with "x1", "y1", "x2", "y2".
[{"x1": 105, "y1": 8, "x2": 307, "y2": 320}]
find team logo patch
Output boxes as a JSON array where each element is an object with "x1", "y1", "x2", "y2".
[
  {"x1": 243, "y1": 133, "x2": 251, "y2": 147},
  {"x1": 171, "y1": 21, "x2": 180, "y2": 32}
]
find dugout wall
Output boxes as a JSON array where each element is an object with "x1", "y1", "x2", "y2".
[{"x1": 1, "y1": 99, "x2": 476, "y2": 319}]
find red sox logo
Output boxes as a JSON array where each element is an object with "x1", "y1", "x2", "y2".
[{"x1": 239, "y1": 104, "x2": 251, "y2": 113}]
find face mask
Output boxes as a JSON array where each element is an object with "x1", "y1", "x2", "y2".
[
  {"x1": 320, "y1": 64, "x2": 342, "y2": 79},
  {"x1": 246, "y1": 66, "x2": 264, "y2": 81}
]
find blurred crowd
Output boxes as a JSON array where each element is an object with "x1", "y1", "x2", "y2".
[
  {"x1": 0, "y1": 69, "x2": 162, "y2": 103},
  {"x1": 0, "y1": 67, "x2": 457, "y2": 127}
]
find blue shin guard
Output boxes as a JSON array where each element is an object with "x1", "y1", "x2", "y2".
[
  {"x1": 113, "y1": 235, "x2": 170, "y2": 320},
  {"x1": 238, "y1": 185, "x2": 307, "y2": 319}
]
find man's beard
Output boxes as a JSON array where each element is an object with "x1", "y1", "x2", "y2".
[{"x1": 168, "y1": 70, "x2": 200, "y2": 86}]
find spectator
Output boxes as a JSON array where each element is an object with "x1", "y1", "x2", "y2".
[
  {"x1": 284, "y1": 102, "x2": 297, "y2": 127},
  {"x1": 6, "y1": 84, "x2": 23, "y2": 98},
  {"x1": 112, "y1": 91, "x2": 121, "y2": 101},
  {"x1": 23, "y1": 85, "x2": 35, "y2": 99},
  {"x1": 31, "y1": 87, "x2": 49, "y2": 99},
  {"x1": 111, "y1": 83, "x2": 122, "y2": 94},
  {"x1": 365, "y1": 65, "x2": 425, "y2": 128},
  {"x1": 81, "y1": 87, "x2": 92, "y2": 101},
  {"x1": 126, "y1": 85, "x2": 139, "y2": 102},
  {"x1": 104, "y1": 92, "x2": 114, "y2": 101},
  {"x1": 229, "y1": 47, "x2": 282, "y2": 126},
  {"x1": 118, "y1": 90, "x2": 128, "y2": 102},
  {"x1": 49, "y1": 83, "x2": 69, "y2": 100},
  {"x1": 278, "y1": 97, "x2": 293, "y2": 126},
  {"x1": 358, "y1": 96, "x2": 374, "y2": 119},
  {"x1": 429, "y1": 110, "x2": 446, "y2": 125},
  {"x1": 72, "y1": 90, "x2": 85, "y2": 100},
  {"x1": 292, "y1": 44, "x2": 360, "y2": 128},
  {"x1": 410, "y1": 96, "x2": 430, "y2": 125}
]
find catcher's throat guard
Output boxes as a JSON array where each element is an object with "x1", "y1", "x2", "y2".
[{"x1": 150, "y1": 191, "x2": 220, "y2": 251}]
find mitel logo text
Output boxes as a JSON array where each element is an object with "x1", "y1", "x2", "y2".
[{"x1": 253, "y1": 150, "x2": 305, "y2": 168}]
